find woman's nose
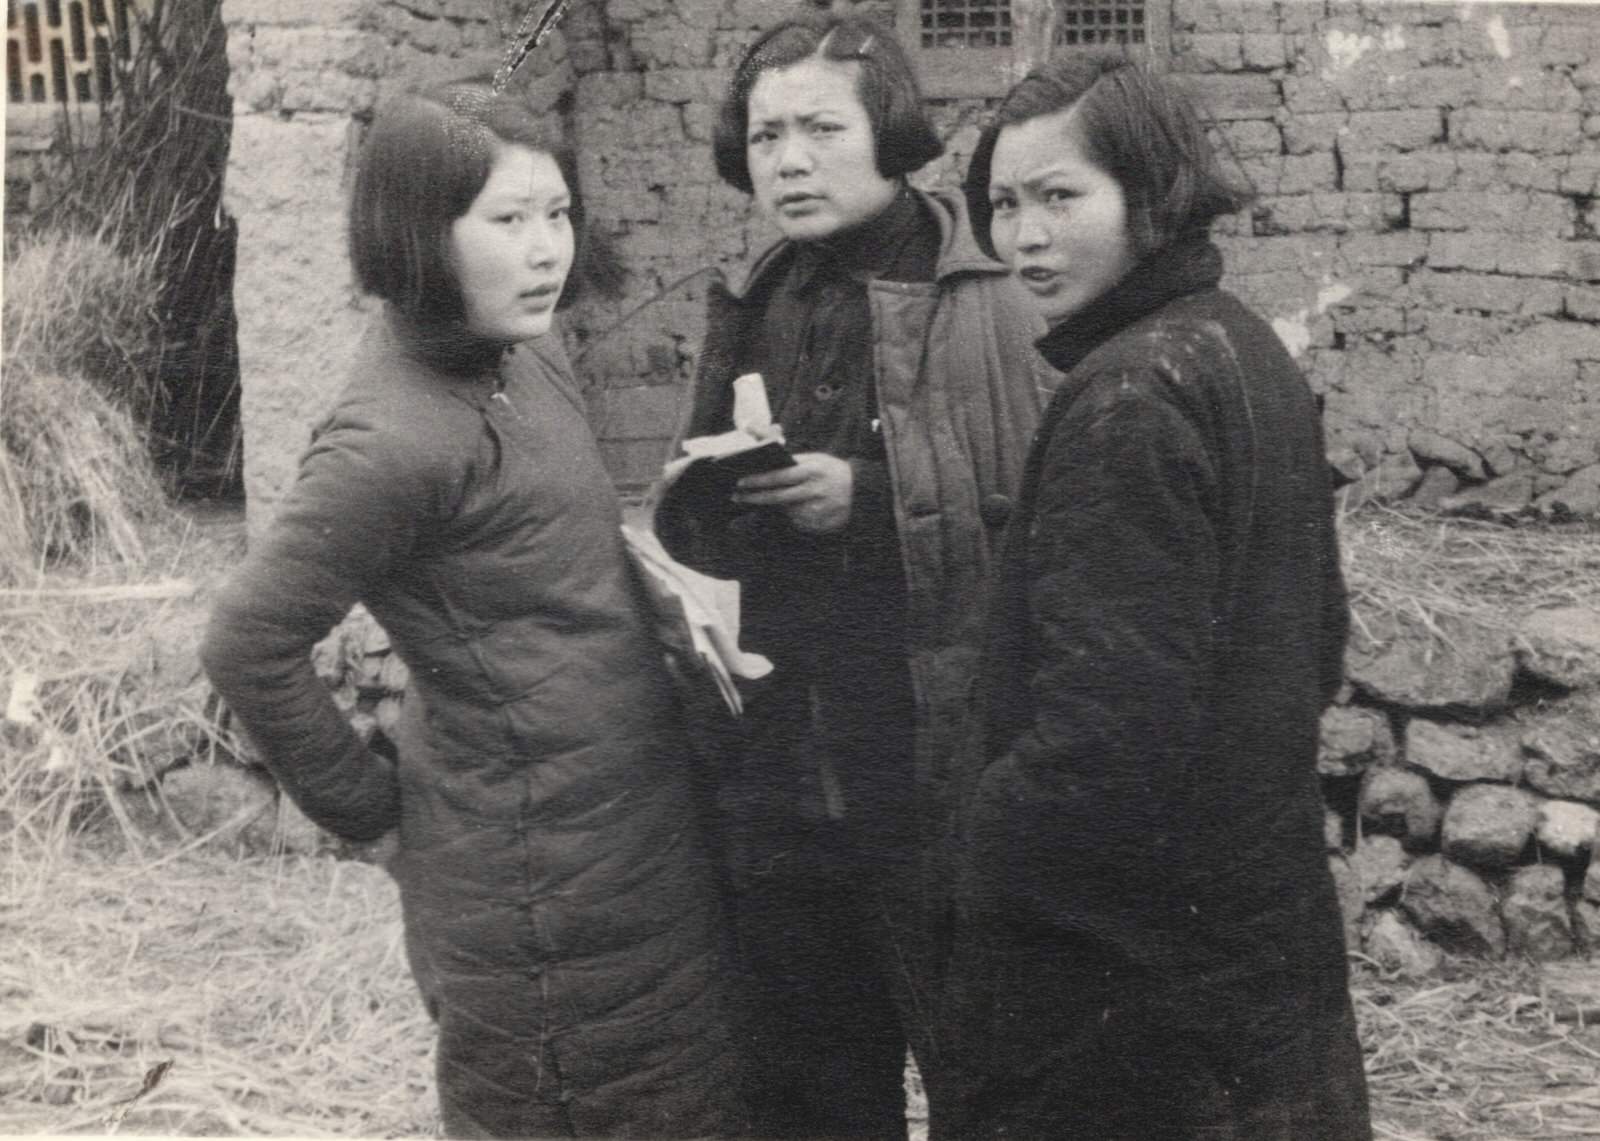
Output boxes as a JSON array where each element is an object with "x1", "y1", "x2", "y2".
[
  {"x1": 524, "y1": 224, "x2": 559, "y2": 267},
  {"x1": 1014, "y1": 206, "x2": 1050, "y2": 252},
  {"x1": 776, "y1": 133, "x2": 813, "y2": 176}
]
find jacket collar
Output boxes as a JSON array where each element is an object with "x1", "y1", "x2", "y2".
[
  {"x1": 385, "y1": 306, "x2": 509, "y2": 379},
  {"x1": 1035, "y1": 237, "x2": 1224, "y2": 374},
  {"x1": 721, "y1": 186, "x2": 1008, "y2": 303},
  {"x1": 789, "y1": 184, "x2": 926, "y2": 289}
]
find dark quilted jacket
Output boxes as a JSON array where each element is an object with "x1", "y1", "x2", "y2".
[
  {"x1": 660, "y1": 188, "x2": 1053, "y2": 831},
  {"x1": 953, "y1": 239, "x2": 1368, "y2": 1137},
  {"x1": 201, "y1": 316, "x2": 747, "y2": 1138}
]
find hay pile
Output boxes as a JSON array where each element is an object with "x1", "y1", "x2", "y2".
[{"x1": 2, "y1": 230, "x2": 171, "y2": 582}]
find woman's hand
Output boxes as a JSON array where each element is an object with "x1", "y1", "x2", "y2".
[{"x1": 734, "y1": 452, "x2": 853, "y2": 534}]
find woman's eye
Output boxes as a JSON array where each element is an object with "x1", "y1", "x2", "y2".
[
  {"x1": 550, "y1": 205, "x2": 571, "y2": 221},
  {"x1": 989, "y1": 195, "x2": 1016, "y2": 214},
  {"x1": 495, "y1": 213, "x2": 524, "y2": 225},
  {"x1": 1044, "y1": 188, "x2": 1076, "y2": 206},
  {"x1": 748, "y1": 129, "x2": 775, "y2": 146},
  {"x1": 810, "y1": 121, "x2": 841, "y2": 134}
]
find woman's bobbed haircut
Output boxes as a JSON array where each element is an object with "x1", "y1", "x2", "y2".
[
  {"x1": 712, "y1": 15, "x2": 944, "y2": 195},
  {"x1": 349, "y1": 81, "x2": 603, "y2": 326},
  {"x1": 964, "y1": 53, "x2": 1254, "y2": 260}
]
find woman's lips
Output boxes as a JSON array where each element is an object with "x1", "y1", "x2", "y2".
[
  {"x1": 1017, "y1": 266, "x2": 1061, "y2": 291},
  {"x1": 777, "y1": 192, "x2": 822, "y2": 212},
  {"x1": 520, "y1": 284, "x2": 559, "y2": 301}
]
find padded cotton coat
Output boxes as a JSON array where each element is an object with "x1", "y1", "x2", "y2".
[
  {"x1": 663, "y1": 187, "x2": 1053, "y2": 833},
  {"x1": 952, "y1": 240, "x2": 1369, "y2": 1139},
  {"x1": 201, "y1": 318, "x2": 747, "y2": 1139},
  {"x1": 655, "y1": 189, "x2": 1053, "y2": 1100}
]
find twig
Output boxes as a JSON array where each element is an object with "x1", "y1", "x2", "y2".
[
  {"x1": 572, "y1": 265, "x2": 719, "y2": 367},
  {"x1": 0, "y1": 580, "x2": 195, "y2": 602}
]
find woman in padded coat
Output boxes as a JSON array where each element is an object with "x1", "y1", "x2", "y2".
[
  {"x1": 200, "y1": 83, "x2": 747, "y2": 1139},
  {"x1": 652, "y1": 16, "x2": 1051, "y2": 1137},
  {"x1": 945, "y1": 55, "x2": 1372, "y2": 1140}
]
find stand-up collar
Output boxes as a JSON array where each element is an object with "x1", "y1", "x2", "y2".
[
  {"x1": 1035, "y1": 237, "x2": 1225, "y2": 374},
  {"x1": 791, "y1": 184, "x2": 928, "y2": 287},
  {"x1": 724, "y1": 187, "x2": 1009, "y2": 303},
  {"x1": 387, "y1": 307, "x2": 509, "y2": 379}
]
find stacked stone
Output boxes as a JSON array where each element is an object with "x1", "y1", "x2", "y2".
[
  {"x1": 310, "y1": 604, "x2": 408, "y2": 750},
  {"x1": 1323, "y1": 605, "x2": 1600, "y2": 972}
]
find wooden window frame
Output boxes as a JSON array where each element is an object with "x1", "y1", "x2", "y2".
[{"x1": 901, "y1": 0, "x2": 1171, "y2": 99}]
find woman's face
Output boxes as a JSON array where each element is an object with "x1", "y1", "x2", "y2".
[
  {"x1": 448, "y1": 143, "x2": 574, "y2": 342},
  {"x1": 745, "y1": 56, "x2": 898, "y2": 242},
  {"x1": 987, "y1": 107, "x2": 1136, "y2": 326}
]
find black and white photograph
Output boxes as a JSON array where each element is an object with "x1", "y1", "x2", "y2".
[{"x1": 4, "y1": 0, "x2": 1600, "y2": 1137}]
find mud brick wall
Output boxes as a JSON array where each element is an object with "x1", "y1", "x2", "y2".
[
  {"x1": 220, "y1": 0, "x2": 576, "y2": 531},
  {"x1": 1170, "y1": 0, "x2": 1600, "y2": 521},
  {"x1": 221, "y1": 0, "x2": 1600, "y2": 522}
]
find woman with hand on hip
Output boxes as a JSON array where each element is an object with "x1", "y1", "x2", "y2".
[
  {"x1": 949, "y1": 53, "x2": 1371, "y2": 1141},
  {"x1": 201, "y1": 82, "x2": 748, "y2": 1139},
  {"x1": 654, "y1": 14, "x2": 1050, "y2": 1139}
]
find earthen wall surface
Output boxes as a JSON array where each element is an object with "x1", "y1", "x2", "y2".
[{"x1": 214, "y1": 0, "x2": 1600, "y2": 523}]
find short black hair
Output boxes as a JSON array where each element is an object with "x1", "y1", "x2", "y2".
[
  {"x1": 712, "y1": 14, "x2": 943, "y2": 195},
  {"x1": 348, "y1": 80, "x2": 601, "y2": 326},
  {"x1": 965, "y1": 53, "x2": 1253, "y2": 260}
]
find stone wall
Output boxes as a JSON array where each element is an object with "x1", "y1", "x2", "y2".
[{"x1": 1324, "y1": 602, "x2": 1600, "y2": 968}]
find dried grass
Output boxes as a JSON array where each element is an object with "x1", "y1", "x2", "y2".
[
  {"x1": 5, "y1": 507, "x2": 1600, "y2": 1137},
  {"x1": 0, "y1": 846, "x2": 436, "y2": 1137},
  {"x1": 0, "y1": 514, "x2": 239, "y2": 867},
  {"x1": 1338, "y1": 505, "x2": 1600, "y2": 638},
  {"x1": 1, "y1": 230, "x2": 177, "y2": 584},
  {"x1": 2, "y1": 231, "x2": 162, "y2": 419},
  {"x1": 1353, "y1": 959, "x2": 1600, "y2": 1140}
]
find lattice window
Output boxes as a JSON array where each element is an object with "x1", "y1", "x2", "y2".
[
  {"x1": 903, "y1": 0, "x2": 1168, "y2": 98},
  {"x1": 6, "y1": 0, "x2": 134, "y2": 108},
  {"x1": 919, "y1": 0, "x2": 1013, "y2": 49},
  {"x1": 1057, "y1": 0, "x2": 1146, "y2": 46}
]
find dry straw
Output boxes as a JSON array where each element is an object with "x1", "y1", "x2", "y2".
[
  {"x1": 2, "y1": 230, "x2": 173, "y2": 585},
  {"x1": 5, "y1": 503, "x2": 1600, "y2": 1136},
  {"x1": 1339, "y1": 503, "x2": 1600, "y2": 647},
  {"x1": 0, "y1": 847, "x2": 437, "y2": 1137}
]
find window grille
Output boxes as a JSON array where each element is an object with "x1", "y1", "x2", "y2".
[
  {"x1": 6, "y1": 0, "x2": 133, "y2": 108},
  {"x1": 919, "y1": 0, "x2": 1012, "y2": 49},
  {"x1": 903, "y1": 0, "x2": 1167, "y2": 98},
  {"x1": 1057, "y1": 1, "x2": 1145, "y2": 46}
]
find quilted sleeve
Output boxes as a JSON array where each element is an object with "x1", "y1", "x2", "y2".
[{"x1": 200, "y1": 406, "x2": 449, "y2": 841}]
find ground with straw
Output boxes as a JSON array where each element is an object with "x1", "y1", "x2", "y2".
[{"x1": 4, "y1": 506, "x2": 1600, "y2": 1138}]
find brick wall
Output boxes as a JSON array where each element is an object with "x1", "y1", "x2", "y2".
[
  {"x1": 1172, "y1": 0, "x2": 1600, "y2": 516},
  {"x1": 220, "y1": 0, "x2": 575, "y2": 529},
  {"x1": 219, "y1": 0, "x2": 1600, "y2": 523}
]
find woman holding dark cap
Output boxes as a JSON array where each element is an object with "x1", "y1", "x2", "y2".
[
  {"x1": 653, "y1": 14, "x2": 1051, "y2": 1139},
  {"x1": 947, "y1": 53, "x2": 1371, "y2": 1140},
  {"x1": 201, "y1": 82, "x2": 748, "y2": 1139}
]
